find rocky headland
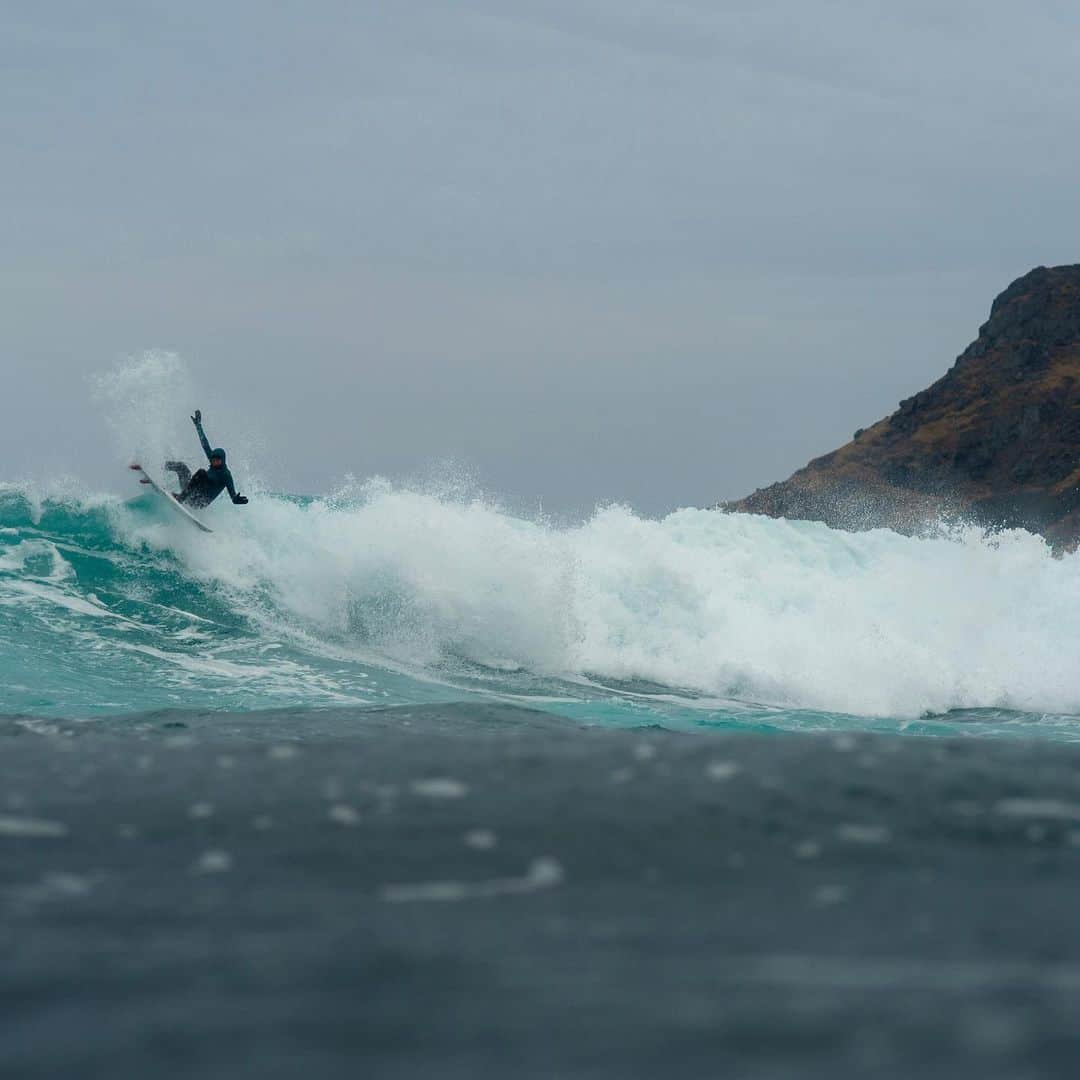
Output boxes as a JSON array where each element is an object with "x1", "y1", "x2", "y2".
[{"x1": 727, "y1": 265, "x2": 1080, "y2": 549}]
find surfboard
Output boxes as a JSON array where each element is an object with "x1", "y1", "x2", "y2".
[{"x1": 129, "y1": 465, "x2": 213, "y2": 534}]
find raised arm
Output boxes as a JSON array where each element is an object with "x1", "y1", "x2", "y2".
[{"x1": 191, "y1": 409, "x2": 213, "y2": 460}]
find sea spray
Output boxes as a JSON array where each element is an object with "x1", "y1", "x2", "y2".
[{"x1": 91, "y1": 351, "x2": 267, "y2": 494}]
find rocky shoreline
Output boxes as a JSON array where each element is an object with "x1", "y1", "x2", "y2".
[{"x1": 726, "y1": 265, "x2": 1080, "y2": 550}]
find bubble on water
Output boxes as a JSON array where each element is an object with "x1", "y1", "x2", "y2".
[
  {"x1": 328, "y1": 804, "x2": 361, "y2": 827},
  {"x1": 192, "y1": 850, "x2": 233, "y2": 874},
  {"x1": 464, "y1": 829, "x2": 497, "y2": 850},
  {"x1": 813, "y1": 884, "x2": 849, "y2": 906},
  {"x1": 706, "y1": 761, "x2": 740, "y2": 782},
  {"x1": 380, "y1": 855, "x2": 564, "y2": 904},
  {"x1": 0, "y1": 815, "x2": 68, "y2": 838},
  {"x1": 836, "y1": 824, "x2": 891, "y2": 845},
  {"x1": 994, "y1": 799, "x2": 1080, "y2": 822},
  {"x1": 411, "y1": 778, "x2": 469, "y2": 799}
]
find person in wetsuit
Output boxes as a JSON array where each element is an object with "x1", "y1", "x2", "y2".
[{"x1": 166, "y1": 410, "x2": 249, "y2": 509}]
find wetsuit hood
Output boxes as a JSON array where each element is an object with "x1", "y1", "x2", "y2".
[{"x1": 209, "y1": 448, "x2": 227, "y2": 468}]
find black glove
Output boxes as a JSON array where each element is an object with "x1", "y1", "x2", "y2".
[
  {"x1": 234, "y1": 495, "x2": 249, "y2": 505},
  {"x1": 191, "y1": 409, "x2": 202, "y2": 426}
]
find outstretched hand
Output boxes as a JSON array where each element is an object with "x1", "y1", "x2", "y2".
[
  {"x1": 190, "y1": 409, "x2": 202, "y2": 426},
  {"x1": 234, "y1": 495, "x2": 249, "y2": 505}
]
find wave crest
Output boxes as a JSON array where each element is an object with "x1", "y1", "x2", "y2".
[{"x1": 7, "y1": 479, "x2": 1075, "y2": 719}]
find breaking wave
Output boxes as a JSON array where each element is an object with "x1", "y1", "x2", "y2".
[{"x1": 1, "y1": 476, "x2": 1078, "y2": 732}]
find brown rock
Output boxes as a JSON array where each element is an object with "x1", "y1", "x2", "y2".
[{"x1": 725, "y1": 265, "x2": 1080, "y2": 549}]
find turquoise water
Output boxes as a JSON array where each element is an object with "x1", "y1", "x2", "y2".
[{"x1": 2, "y1": 480, "x2": 1078, "y2": 740}]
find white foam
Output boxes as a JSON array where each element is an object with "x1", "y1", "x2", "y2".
[{"x1": 114, "y1": 479, "x2": 1079, "y2": 719}]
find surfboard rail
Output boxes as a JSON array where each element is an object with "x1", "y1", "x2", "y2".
[{"x1": 129, "y1": 465, "x2": 214, "y2": 533}]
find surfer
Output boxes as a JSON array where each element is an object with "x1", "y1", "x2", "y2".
[{"x1": 165, "y1": 410, "x2": 249, "y2": 508}]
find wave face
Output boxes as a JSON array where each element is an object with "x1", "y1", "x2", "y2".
[{"x1": 1, "y1": 480, "x2": 1079, "y2": 738}]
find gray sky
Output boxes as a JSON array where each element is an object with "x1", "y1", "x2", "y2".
[{"x1": 4, "y1": 0, "x2": 1080, "y2": 516}]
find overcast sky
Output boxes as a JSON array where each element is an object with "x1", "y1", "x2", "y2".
[{"x1": 4, "y1": 1, "x2": 1080, "y2": 516}]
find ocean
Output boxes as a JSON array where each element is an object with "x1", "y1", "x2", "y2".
[
  {"x1": 2, "y1": 478, "x2": 1078, "y2": 737},
  {"x1": 5, "y1": 476, "x2": 1080, "y2": 1078}
]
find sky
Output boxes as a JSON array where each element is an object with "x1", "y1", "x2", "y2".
[{"x1": 4, "y1": 0, "x2": 1080, "y2": 517}]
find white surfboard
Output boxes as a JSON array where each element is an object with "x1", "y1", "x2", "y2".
[{"x1": 129, "y1": 465, "x2": 213, "y2": 533}]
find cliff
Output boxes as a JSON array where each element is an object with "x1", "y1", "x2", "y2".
[{"x1": 726, "y1": 265, "x2": 1080, "y2": 549}]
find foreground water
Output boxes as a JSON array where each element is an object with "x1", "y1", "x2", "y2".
[
  {"x1": 7, "y1": 705, "x2": 1080, "y2": 1079},
  {"x1": 2, "y1": 481, "x2": 1077, "y2": 738}
]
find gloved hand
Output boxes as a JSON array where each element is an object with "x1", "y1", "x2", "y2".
[
  {"x1": 234, "y1": 495, "x2": 249, "y2": 505},
  {"x1": 191, "y1": 409, "x2": 202, "y2": 426}
]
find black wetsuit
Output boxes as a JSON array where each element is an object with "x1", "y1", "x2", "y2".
[{"x1": 167, "y1": 419, "x2": 245, "y2": 509}]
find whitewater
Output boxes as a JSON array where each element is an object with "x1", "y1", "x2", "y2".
[{"x1": 3, "y1": 477, "x2": 1078, "y2": 738}]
